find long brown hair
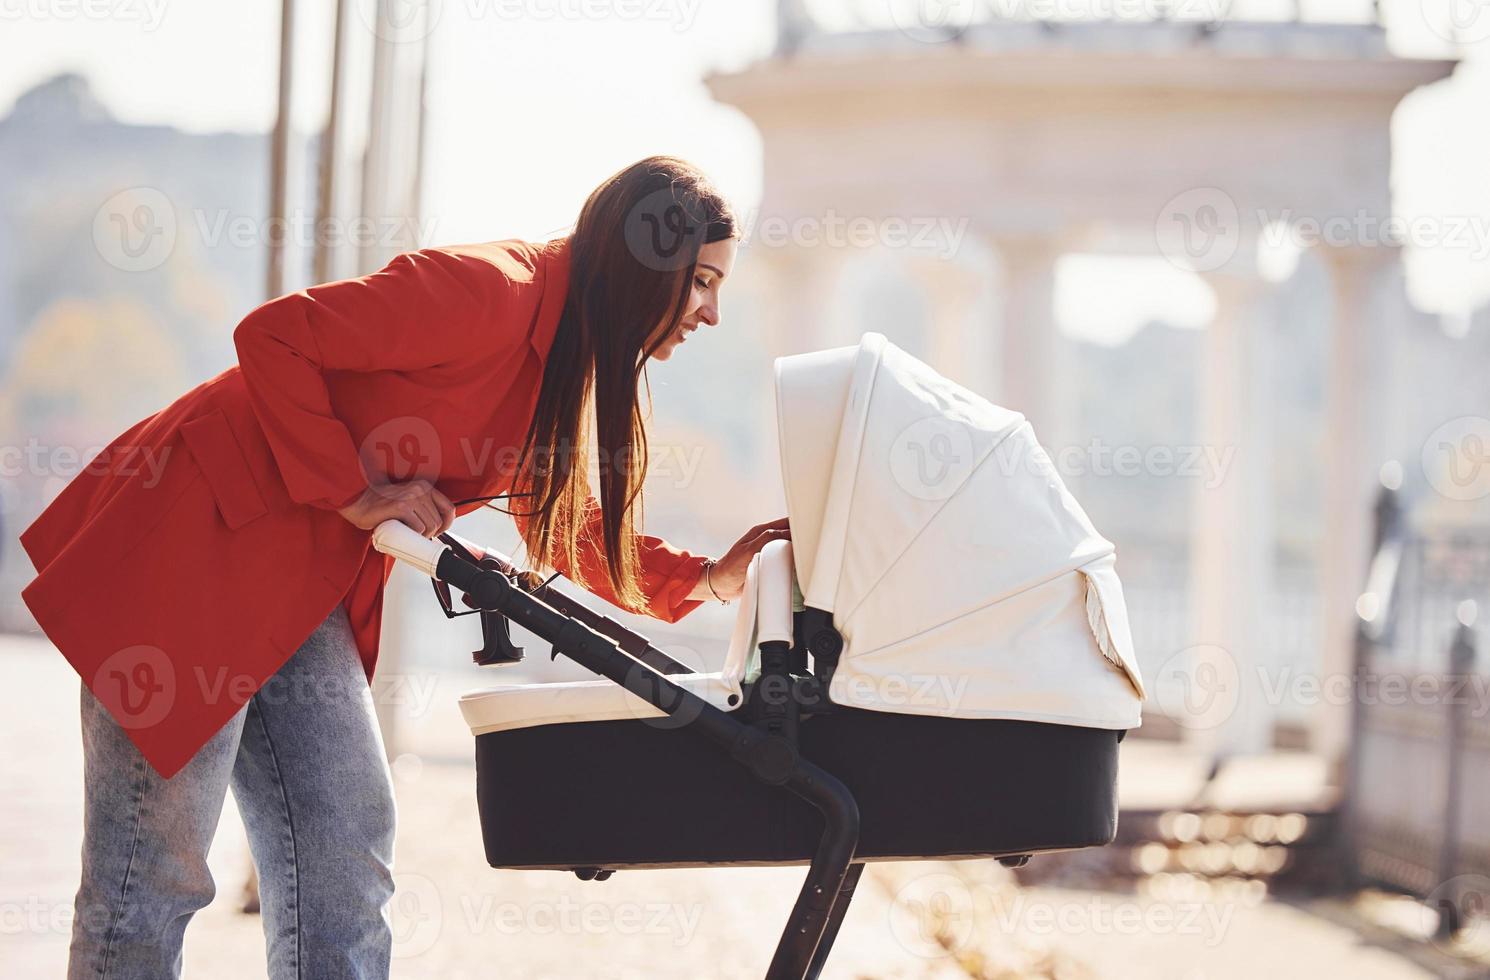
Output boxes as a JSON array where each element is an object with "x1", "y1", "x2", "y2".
[{"x1": 511, "y1": 156, "x2": 737, "y2": 612}]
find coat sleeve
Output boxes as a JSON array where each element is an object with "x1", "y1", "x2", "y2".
[
  {"x1": 233, "y1": 246, "x2": 529, "y2": 511},
  {"x1": 512, "y1": 496, "x2": 711, "y2": 624}
]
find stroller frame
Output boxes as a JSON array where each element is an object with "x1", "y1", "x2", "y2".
[{"x1": 429, "y1": 539, "x2": 1024, "y2": 980}]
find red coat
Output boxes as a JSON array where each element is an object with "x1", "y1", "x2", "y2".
[{"x1": 20, "y1": 237, "x2": 710, "y2": 778}]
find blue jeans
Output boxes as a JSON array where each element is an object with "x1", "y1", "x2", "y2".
[{"x1": 68, "y1": 604, "x2": 397, "y2": 979}]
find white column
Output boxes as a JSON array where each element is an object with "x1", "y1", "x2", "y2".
[
  {"x1": 906, "y1": 255, "x2": 990, "y2": 395},
  {"x1": 1315, "y1": 243, "x2": 1399, "y2": 769},
  {"x1": 746, "y1": 243, "x2": 842, "y2": 360},
  {"x1": 742, "y1": 244, "x2": 843, "y2": 502},
  {"x1": 1184, "y1": 267, "x2": 1276, "y2": 756},
  {"x1": 989, "y1": 235, "x2": 1070, "y2": 453}
]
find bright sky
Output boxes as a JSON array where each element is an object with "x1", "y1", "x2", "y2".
[{"x1": 3, "y1": 0, "x2": 1488, "y2": 343}]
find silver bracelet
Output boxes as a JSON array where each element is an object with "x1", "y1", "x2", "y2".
[{"x1": 704, "y1": 559, "x2": 729, "y2": 605}]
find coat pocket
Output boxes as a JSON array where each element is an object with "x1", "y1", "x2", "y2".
[{"x1": 180, "y1": 410, "x2": 269, "y2": 530}]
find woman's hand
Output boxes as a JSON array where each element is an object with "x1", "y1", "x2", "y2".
[
  {"x1": 336, "y1": 479, "x2": 455, "y2": 538},
  {"x1": 699, "y1": 517, "x2": 791, "y2": 602}
]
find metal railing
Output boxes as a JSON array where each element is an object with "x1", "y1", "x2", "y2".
[
  {"x1": 1343, "y1": 486, "x2": 1488, "y2": 936},
  {"x1": 773, "y1": 0, "x2": 1388, "y2": 55}
]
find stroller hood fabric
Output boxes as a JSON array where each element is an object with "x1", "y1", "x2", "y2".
[{"x1": 775, "y1": 333, "x2": 1146, "y2": 730}]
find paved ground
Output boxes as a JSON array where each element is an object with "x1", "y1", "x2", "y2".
[{"x1": 3, "y1": 631, "x2": 1477, "y2": 979}]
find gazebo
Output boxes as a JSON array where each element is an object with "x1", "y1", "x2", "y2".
[{"x1": 706, "y1": 11, "x2": 1456, "y2": 762}]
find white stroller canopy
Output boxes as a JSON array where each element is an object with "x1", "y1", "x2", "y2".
[
  {"x1": 455, "y1": 333, "x2": 1145, "y2": 740},
  {"x1": 775, "y1": 333, "x2": 1145, "y2": 729}
]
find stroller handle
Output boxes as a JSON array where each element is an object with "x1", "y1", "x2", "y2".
[
  {"x1": 371, "y1": 519, "x2": 448, "y2": 576},
  {"x1": 373, "y1": 520, "x2": 800, "y2": 645},
  {"x1": 373, "y1": 520, "x2": 861, "y2": 980},
  {"x1": 756, "y1": 540, "x2": 796, "y2": 647}
]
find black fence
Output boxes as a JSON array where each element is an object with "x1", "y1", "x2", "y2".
[{"x1": 1343, "y1": 487, "x2": 1489, "y2": 933}]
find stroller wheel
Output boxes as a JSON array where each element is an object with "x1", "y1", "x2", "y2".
[{"x1": 573, "y1": 867, "x2": 614, "y2": 881}]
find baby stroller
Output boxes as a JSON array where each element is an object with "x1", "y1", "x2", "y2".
[{"x1": 373, "y1": 332, "x2": 1146, "y2": 979}]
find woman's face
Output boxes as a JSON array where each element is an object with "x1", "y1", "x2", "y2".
[{"x1": 647, "y1": 237, "x2": 738, "y2": 361}]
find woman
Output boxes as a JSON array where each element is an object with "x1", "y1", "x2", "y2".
[{"x1": 20, "y1": 156, "x2": 788, "y2": 978}]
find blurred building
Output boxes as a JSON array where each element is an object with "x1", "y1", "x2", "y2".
[{"x1": 706, "y1": 9, "x2": 1477, "y2": 767}]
